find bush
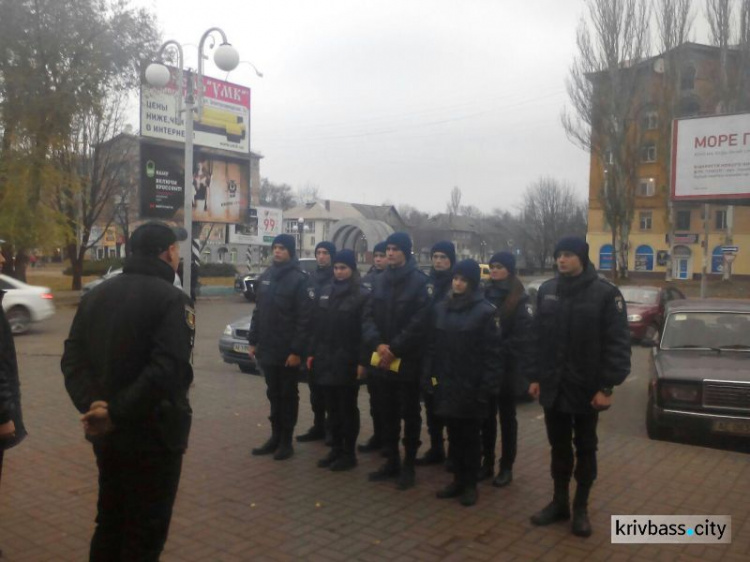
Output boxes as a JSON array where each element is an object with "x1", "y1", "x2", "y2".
[
  {"x1": 199, "y1": 263, "x2": 238, "y2": 277},
  {"x1": 63, "y1": 258, "x2": 124, "y2": 276}
]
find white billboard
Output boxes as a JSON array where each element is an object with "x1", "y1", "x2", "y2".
[
  {"x1": 228, "y1": 207, "x2": 283, "y2": 246},
  {"x1": 141, "y1": 66, "x2": 251, "y2": 154},
  {"x1": 672, "y1": 113, "x2": 750, "y2": 201}
]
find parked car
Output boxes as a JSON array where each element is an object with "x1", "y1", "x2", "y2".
[
  {"x1": 646, "y1": 299, "x2": 750, "y2": 442},
  {"x1": 0, "y1": 274, "x2": 56, "y2": 334},
  {"x1": 81, "y1": 267, "x2": 123, "y2": 295},
  {"x1": 235, "y1": 258, "x2": 317, "y2": 302},
  {"x1": 620, "y1": 285, "x2": 685, "y2": 345},
  {"x1": 218, "y1": 314, "x2": 257, "y2": 374}
]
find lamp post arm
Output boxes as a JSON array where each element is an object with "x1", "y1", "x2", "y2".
[
  {"x1": 196, "y1": 27, "x2": 230, "y2": 118},
  {"x1": 155, "y1": 40, "x2": 185, "y2": 122}
]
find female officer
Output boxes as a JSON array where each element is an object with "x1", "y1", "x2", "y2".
[
  {"x1": 307, "y1": 250, "x2": 369, "y2": 471},
  {"x1": 479, "y1": 252, "x2": 533, "y2": 487},
  {"x1": 424, "y1": 259, "x2": 502, "y2": 506}
]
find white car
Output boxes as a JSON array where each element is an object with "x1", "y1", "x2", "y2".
[
  {"x1": 0, "y1": 274, "x2": 56, "y2": 334},
  {"x1": 81, "y1": 267, "x2": 123, "y2": 294}
]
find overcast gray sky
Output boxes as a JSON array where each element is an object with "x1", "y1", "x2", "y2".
[{"x1": 134, "y1": 0, "x2": 600, "y2": 214}]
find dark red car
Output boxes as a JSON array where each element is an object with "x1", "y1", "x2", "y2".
[{"x1": 620, "y1": 285, "x2": 685, "y2": 345}]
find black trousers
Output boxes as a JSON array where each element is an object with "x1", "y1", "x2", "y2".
[
  {"x1": 379, "y1": 378, "x2": 422, "y2": 456},
  {"x1": 261, "y1": 363, "x2": 300, "y2": 432},
  {"x1": 446, "y1": 418, "x2": 482, "y2": 486},
  {"x1": 308, "y1": 381, "x2": 327, "y2": 429},
  {"x1": 90, "y1": 445, "x2": 183, "y2": 562},
  {"x1": 481, "y1": 391, "x2": 518, "y2": 470},
  {"x1": 422, "y1": 392, "x2": 445, "y2": 448},
  {"x1": 324, "y1": 385, "x2": 360, "y2": 454},
  {"x1": 543, "y1": 408, "x2": 599, "y2": 485},
  {"x1": 365, "y1": 376, "x2": 385, "y2": 442}
]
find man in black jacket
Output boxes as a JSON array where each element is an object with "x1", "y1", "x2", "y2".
[
  {"x1": 358, "y1": 240, "x2": 387, "y2": 452},
  {"x1": 416, "y1": 240, "x2": 455, "y2": 466},
  {"x1": 363, "y1": 232, "x2": 432, "y2": 490},
  {"x1": 529, "y1": 236, "x2": 630, "y2": 538},
  {"x1": 298, "y1": 241, "x2": 336, "y2": 443},
  {"x1": 249, "y1": 234, "x2": 314, "y2": 460},
  {"x1": 61, "y1": 221, "x2": 194, "y2": 561}
]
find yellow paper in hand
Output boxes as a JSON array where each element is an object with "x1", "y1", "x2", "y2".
[{"x1": 370, "y1": 352, "x2": 401, "y2": 373}]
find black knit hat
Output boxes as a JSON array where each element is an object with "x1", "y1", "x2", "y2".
[
  {"x1": 130, "y1": 221, "x2": 187, "y2": 257},
  {"x1": 453, "y1": 259, "x2": 480, "y2": 289},
  {"x1": 431, "y1": 240, "x2": 456, "y2": 266},
  {"x1": 489, "y1": 251, "x2": 516, "y2": 276},
  {"x1": 272, "y1": 234, "x2": 296, "y2": 258},
  {"x1": 373, "y1": 241, "x2": 387, "y2": 254},
  {"x1": 333, "y1": 249, "x2": 357, "y2": 271},
  {"x1": 385, "y1": 232, "x2": 412, "y2": 256},
  {"x1": 315, "y1": 241, "x2": 337, "y2": 258},
  {"x1": 554, "y1": 236, "x2": 589, "y2": 268}
]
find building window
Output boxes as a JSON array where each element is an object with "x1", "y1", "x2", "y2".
[
  {"x1": 640, "y1": 144, "x2": 657, "y2": 163},
  {"x1": 676, "y1": 210, "x2": 691, "y2": 231},
  {"x1": 681, "y1": 65, "x2": 696, "y2": 91},
  {"x1": 637, "y1": 178, "x2": 656, "y2": 197},
  {"x1": 285, "y1": 221, "x2": 298, "y2": 234},
  {"x1": 715, "y1": 210, "x2": 727, "y2": 230},
  {"x1": 599, "y1": 244, "x2": 614, "y2": 271},
  {"x1": 230, "y1": 249, "x2": 237, "y2": 263},
  {"x1": 639, "y1": 211, "x2": 653, "y2": 231},
  {"x1": 642, "y1": 111, "x2": 659, "y2": 130},
  {"x1": 635, "y1": 245, "x2": 655, "y2": 271}
]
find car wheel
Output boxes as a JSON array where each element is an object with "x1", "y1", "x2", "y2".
[
  {"x1": 645, "y1": 395, "x2": 671, "y2": 441},
  {"x1": 642, "y1": 323, "x2": 660, "y2": 346},
  {"x1": 6, "y1": 306, "x2": 31, "y2": 335}
]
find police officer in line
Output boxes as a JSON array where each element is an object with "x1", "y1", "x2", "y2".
[
  {"x1": 363, "y1": 232, "x2": 432, "y2": 490},
  {"x1": 61, "y1": 222, "x2": 195, "y2": 561},
  {"x1": 297, "y1": 241, "x2": 337, "y2": 444},
  {"x1": 423, "y1": 259, "x2": 503, "y2": 507},
  {"x1": 306, "y1": 250, "x2": 369, "y2": 472},
  {"x1": 358, "y1": 240, "x2": 388, "y2": 453},
  {"x1": 479, "y1": 251, "x2": 533, "y2": 487},
  {"x1": 416, "y1": 241, "x2": 455, "y2": 467},
  {"x1": 529, "y1": 236, "x2": 631, "y2": 537},
  {"x1": 249, "y1": 234, "x2": 314, "y2": 461}
]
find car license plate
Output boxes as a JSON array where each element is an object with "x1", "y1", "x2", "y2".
[
  {"x1": 233, "y1": 343, "x2": 249, "y2": 354},
  {"x1": 712, "y1": 419, "x2": 750, "y2": 436}
]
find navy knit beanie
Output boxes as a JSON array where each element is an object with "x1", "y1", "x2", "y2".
[
  {"x1": 272, "y1": 234, "x2": 296, "y2": 258},
  {"x1": 489, "y1": 251, "x2": 516, "y2": 276},
  {"x1": 315, "y1": 240, "x2": 337, "y2": 258},
  {"x1": 373, "y1": 241, "x2": 387, "y2": 254},
  {"x1": 453, "y1": 259, "x2": 480, "y2": 289},
  {"x1": 554, "y1": 236, "x2": 589, "y2": 268},
  {"x1": 385, "y1": 232, "x2": 412, "y2": 256},
  {"x1": 431, "y1": 240, "x2": 456, "y2": 266},
  {"x1": 333, "y1": 249, "x2": 357, "y2": 271}
]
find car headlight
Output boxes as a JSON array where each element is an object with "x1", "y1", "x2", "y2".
[
  {"x1": 223, "y1": 325, "x2": 233, "y2": 336},
  {"x1": 628, "y1": 314, "x2": 643, "y2": 322},
  {"x1": 660, "y1": 383, "x2": 701, "y2": 404}
]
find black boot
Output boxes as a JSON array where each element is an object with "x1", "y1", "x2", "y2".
[
  {"x1": 571, "y1": 483, "x2": 593, "y2": 537},
  {"x1": 397, "y1": 448, "x2": 417, "y2": 490},
  {"x1": 368, "y1": 451, "x2": 400, "y2": 481},
  {"x1": 477, "y1": 459, "x2": 494, "y2": 481},
  {"x1": 273, "y1": 431, "x2": 294, "y2": 461},
  {"x1": 460, "y1": 485, "x2": 479, "y2": 507},
  {"x1": 415, "y1": 437, "x2": 445, "y2": 466},
  {"x1": 492, "y1": 468, "x2": 513, "y2": 488},
  {"x1": 317, "y1": 448, "x2": 341, "y2": 468},
  {"x1": 252, "y1": 421, "x2": 279, "y2": 456},
  {"x1": 436, "y1": 476, "x2": 464, "y2": 499},
  {"x1": 358, "y1": 435, "x2": 382, "y2": 453},
  {"x1": 330, "y1": 452, "x2": 357, "y2": 472},
  {"x1": 296, "y1": 425, "x2": 325, "y2": 443},
  {"x1": 530, "y1": 480, "x2": 570, "y2": 526}
]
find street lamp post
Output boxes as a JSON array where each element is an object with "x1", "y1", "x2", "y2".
[
  {"x1": 145, "y1": 29, "x2": 239, "y2": 298},
  {"x1": 297, "y1": 217, "x2": 305, "y2": 258}
]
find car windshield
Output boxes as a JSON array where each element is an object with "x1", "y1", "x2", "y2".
[
  {"x1": 619, "y1": 286, "x2": 659, "y2": 305},
  {"x1": 661, "y1": 312, "x2": 750, "y2": 350}
]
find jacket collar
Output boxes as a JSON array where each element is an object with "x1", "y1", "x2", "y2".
[
  {"x1": 123, "y1": 256, "x2": 176, "y2": 284},
  {"x1": 557, "y1": 263, "x2": 598, "y2": 297}
]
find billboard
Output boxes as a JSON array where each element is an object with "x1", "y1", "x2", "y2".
[
  {"x1": 228, "y1": 207, "x2": 283, "y2": 246},
  {"x1": 140, "y1": 142, "x2": 250, "y2": 224},
  {"x1": 141, "y1": 66, "x2": 251, "y2": 154},
  {"x1": 672, "y1": 113, "x2": 750, "y2": 201}
]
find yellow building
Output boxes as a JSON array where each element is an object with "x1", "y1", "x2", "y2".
[{"x1": 587, "y1": 43, "x2": 750, "y2": 279}]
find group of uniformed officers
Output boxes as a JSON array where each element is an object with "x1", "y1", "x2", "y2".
[{"x1": 248, "y1": 231, "x2": 631, "y2": 538}]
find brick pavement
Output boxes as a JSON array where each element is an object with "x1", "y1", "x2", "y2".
[{"x1": 0, "y1": 300, "x2": 748, "y2": 561}]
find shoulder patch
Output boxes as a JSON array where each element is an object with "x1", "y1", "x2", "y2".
[
  {"x1": 185, "y1": 305, "x2": 196, "y2": 330},
  {"x1": 526, "y1": 303, "x2": 534, "y2": 317},
  {"x1": 308, "y1": 287, "x2": 316, "y2": 300},
  {"x1": 614, "y1": 295, "x2": 625, "y2": 313},
  {"x1": 426, "y1": 283, "x2": 435, "y2": 297}
]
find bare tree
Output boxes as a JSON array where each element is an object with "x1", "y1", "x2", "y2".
[
  {"x1": 398, "y1": 204, "x2": 430, "y2": 228},
  {"x1": 259, "y1": 178, "x2": 297, "y2": 210},
  {"x1": 562, "y1": 0, "x2": 651, "y2": 278},
  {"x1": 518, "y1": 178, "x2": 588, "y2": 272},
  {"x1": 446, "y1": 186, "x2": 462, "y2": 216},
  {"x1": 706, "y1": 0, "x2": 733, "y2": 109},
  {"x1": 655, "y1": 0, "x2": 694, "y2": 50},
  {"x1": 297, "y1": 182, "x2": 322, "y2": 205}
]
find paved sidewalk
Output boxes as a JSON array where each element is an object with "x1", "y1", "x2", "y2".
[{"x1": 1, "y1": 305, "x2": 748, "y2": 561}]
